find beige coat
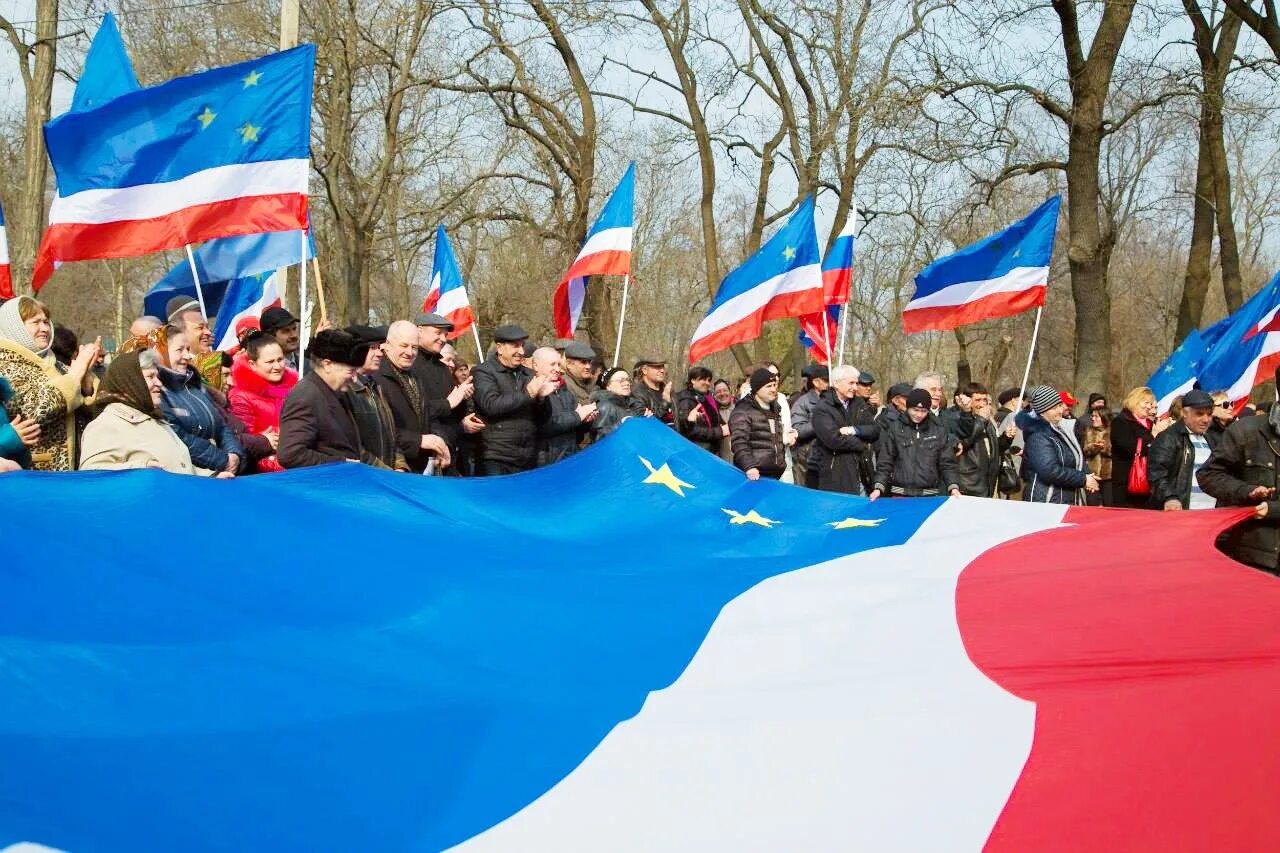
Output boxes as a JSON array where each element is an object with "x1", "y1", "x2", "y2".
[{"x1": 80, "y1": 403, "x2": 208, "y2": 475}]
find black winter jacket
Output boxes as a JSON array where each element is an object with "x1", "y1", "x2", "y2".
[
  {"x1": 279, "y1": 371, "x2": 382, "y2": 469},
  {"x1": 873, "y1": 410, "x2": 959, "y2": 496},
  {"x1": 810, "y1": 390, "x2": 879, "y2": 495},
  {"x1": 590, "y1": 389, "x2": 647, "y2": 439},
  {"x1": 1148, "y1": 421, "x2": 1219, "y2": 509},
  {"x1": 374, "y1": 360, "x2": 434, "y2": 473},
  {"x1": 955, "y1": 411, "x2": 1007, "y2": 498},
  {"x1": 537, "y1": 383, "x2": 586, "y2": 466},
  {"x1": 411, "y1": 347, "x2": 464, "y2": 451},
  {"x1": 729, "y1": 395, "x2": 787, "y2": 478},
  {"x1": 1196, "y1": 412, "x2": 1280, "y2": 572},
  {"x1": 1016, "y1": 410, "x2": 1087, "y2": 504},
  {"x1": 158, "y1": 366, "x2": 244, "y2": 473},
  {"x1": 1110, "y1": 409, "x2": 1155, "y2": 507},
  {"x1": 632, "y1": 382, "x2": 672, "y2": 425},
  {"x1": 674, "y1": 388, "x2": 724, "y2": 452},
  {"x1": 471, "y1": 354, "x2": 548, "y2": 469}
]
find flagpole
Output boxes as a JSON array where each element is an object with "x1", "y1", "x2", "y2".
[
  {"x1": 1016, "y1": 306, "x2": 1044, "y2": 406},
  {"x1": 311, "y1": 256, "x2": 328, "y2": 322},
  {"x1": 836, "y1": 303, "x2": 850, "y2": 365},
  {"x1": 613, "y1": 273, "x2": 631, "y2": 368},
  {"x1": 299, "y1": 230, "x2": 310, "y2": 376},
  {"x1": 183, "y1": 244, "x2": 208, "y2": 320},
  {"x1": 820, "y1": 311, "x2": 832, "y2": 367},
  {"x1": 471, "y1": 323, "x2": 483, "y2": 360}
]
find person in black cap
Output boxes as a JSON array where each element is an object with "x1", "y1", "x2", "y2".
[
  {"x1": 729, "y1": 367, "x2": 791, "y2": 480},
  {"x1": 260, "y1": 306, "x2": 302, "y2": 371},
  {"x1": 531, "y1": 346, "x2": 597, "y2": 466},
  {"x1": 375, "y1": 321, "x2": 452, "y2": 473},
  {"x1": 854, "y1": 370, "x2": 877, "y2": 407},
  {"x1": 673, "y1": 365, "x2": 725, "y2": 454},
  {"x1": 278, "y1": 329, "x2": 383, "y2": 469},
  {"x1": 789, "y1": 364, "x2": 830, "y2": 487},
  {"x1": 1146, "y1": 389, "x2": 1219, "y2": 511},
  {"x1": 870, "y1": 388, "x2": 961, "y2": 500},
  {"x1": 995, "y1": 387, "x2": 1023, "y2": 425},
  {"x1": 562, "y1": 342, "x2": 598, "y2": 408},
  {"x1": 1013, "y1": 384, "x2": 1098, "y2": 504},
  {"x1": 344, "y1": 324, "x2": 409, "y2": 472},
  {"x1": 810, "y1": 365, "x2": 879, "y2": 494},
  {"x1": 632, "y1": 355, "x2": 673, "y2": 426},
  {"x1": 411, "y1": 312, "x2": 477, "y2": 462},
  {"x1": 471, "y1": 324, "x2": 554, "y2": 475}
]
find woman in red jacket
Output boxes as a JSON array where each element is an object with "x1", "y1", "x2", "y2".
[{"x1": 229, "y1": 331, "x2": 298, "y2": 472}]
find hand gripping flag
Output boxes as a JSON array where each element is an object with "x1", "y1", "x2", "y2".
[
  {"x1": 144, "y1": 229, "x2": 315, "y2": 320},
  {"x1": 0, "y1": 204, "x2": 11, "y2": 299},
  {"x1": 905, "y1": 196, "x2": 1061, "y2": 334},
  {"x1": 552, "y1": 163, "x2": 634, "y2": 338},
  {"x1": 1, "y1": 419, "x2": 1277, "y2": 852},
  {"x1": 71, "y1": 13, "x2": 140, "y2": 113},
  {"x1": 1197, "y1": 270, "x2": 1280, "y2": 403},
  {"x1": 211, "y1": 271, "x2": 282, "y2": 351},
  {"x1": 822, "y1": 202, "x2": 857, "y2": 306},
  {"x1": 425, "y1": 225, "x2": 476, "y2": 339},
  {"x1": 33, "y1": 44, "x2": 315, "y2": 290},
  {"x1": 689, "y1": 196, "x2": 824, "y2": 363}
]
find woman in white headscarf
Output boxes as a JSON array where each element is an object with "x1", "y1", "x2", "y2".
[{"x1": 0, "y1": 296, "x2": 98, "y2": 470}]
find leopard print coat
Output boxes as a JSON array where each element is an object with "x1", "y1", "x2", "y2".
[{"x1": 0, "y1": 340, "x2": 88, "y2": 471}]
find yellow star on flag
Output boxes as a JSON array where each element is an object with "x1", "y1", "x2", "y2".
[
  {"x1": 639, "y1": 456, "x2": 694, "y2": 497},
  {"x1": 196, "y1": 107, "x2": 216, "y2": 129},
  {"x1": 722, "y1": 508, "x2": 781, "y2": 528},
  {"x1": 243, "y1": 69, "x2": 262, "y2": 88},
  {"x1": 238, "y1": 122, "x2": 260, "y2": 143},
  {"x1": 828, "y1": 517, "x2": 885, "y2": 530},
  {"x1": 782, "y1": 246, "x2": 796, "y2": 261}
]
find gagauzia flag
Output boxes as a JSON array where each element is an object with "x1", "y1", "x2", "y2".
[
  {"x1": 33, "y1": 44, "x2": 315, "y2": 290},
  {"x1": 144, "y1": 229, "x2": 315, "y2": 320},
  {"x1": 0, "y1": 419, "x2": 1273, "y2": 852},
  {"x1": 688, "y1": 196, "x2": 824, "y2": 363},
  {"x1": 211, "y1": 271, "x2": 281, "y2": 352},
  {"x1": 0, "y1": 205, "x2": 11, "y2": 300},
  {"x1": 552, "y1": 163, "x2": 634, "y2": 338},
  {"x1": 1147, "y1": 329, "x2": 1207, "y2": 417},
  {"x1": 424, "y1": 225, "x2": 476, "y2": 339},
  {"x1": 71, "y1": 13, "x2": 139, "y2": 113},
  {"x1": 904, "y1": 196, "x2": 1061, "y2": 334},
  {"x1": 1197, "y1": 271, "x2": 1280, "y2": 404}
]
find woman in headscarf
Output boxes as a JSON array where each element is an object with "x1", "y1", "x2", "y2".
[
  {"x1": 80, "y1": 350, "x2": 214, "y2": 474},
  {"x1": 0, "y1": 296, "x2": 99, "y2": 470},
  {"x1": 591, "y1": 367, "x2": 649, "y2": 439},
  {"x1": 229, "y1": 330, "x2": 299, "y2": 472}
]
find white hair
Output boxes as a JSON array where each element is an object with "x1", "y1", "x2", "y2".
[
  {"x1": 531, "y1": 346, "x2": 560, "y2": 366},
  {"x1": 387, "y1": 320, "x2": 418, "y2": 344},
  {"x1": 914, "y1": 371, "x2": 944, "y2": 389},
  {"x1": 830, "y1": 365, "x2": 860, "y2": 383}
]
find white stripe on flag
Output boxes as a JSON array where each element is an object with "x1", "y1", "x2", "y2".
[
  {"x1": 0, "y1": 226, "x2": 8, "y2": 264},
  {"x1": 566, "y1": 277, "x2": 587, "y2": 333},
  {"x1": 576, "y1": 226, "x2": 632, "y2": 260},
  {"x1": 214, "y1": 273, "x2": 280, "y2": 352},
  {"x1": 1155, "y1": 378, "x2": 1195, "y2": 418},
  {"x1": 905, "y1": 265, "x2": 1048, "y2": 312},
  {"x1": 436, "y1": 286, "x2": 470, "y2": 316},
  {"x1": 48, "y1": 159, "x2": 309, "y2": 226},
  {"x1": 1225, "y1": 331, "x2": 1280, "y2": 401},
  {"x1": 690, "y1": 264, "x2": 823, "y2": 344}
]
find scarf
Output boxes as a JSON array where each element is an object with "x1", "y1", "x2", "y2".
[
  {"x1": 0, "y1": 296, "x2": 51, "y2": 358},
  {"x1": 96, "y1": 351, "x2": 158, "y2": 418},
  {"x1": 387, "y1": 362, "x2": 424, "y2": 423},
  {"x1": 118, "y1": 326, "x2": 171, "y2": 365}
]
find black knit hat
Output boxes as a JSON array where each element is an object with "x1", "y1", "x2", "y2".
[
  {"x1": 749, "y1": 367, "x2": 776, "y2": 394},
  {"x1": 307, "y1": 329, "x2": 369, "y2": 367},
  {"x1": 905, "y1": 388, "x2": 932, "y2": 409}
]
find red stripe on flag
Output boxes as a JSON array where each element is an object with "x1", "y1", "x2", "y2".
[
  {"x1": 902, "y1": 285, "x2": 1045, "y2": 334},
  {"x1": 565, "y1": 249, "x2": 631, "y2": 281},
  {"x1": 0, "y1": 265, "x2": 11, "y2": 300},
  {"x1": 444, "y1": 307, "x2": 475, "y2": 341},
  {"x1": 689, "y1": 288, "x2": 824, "y2": 363},
  {"x1": 823, "y1": 267, "x2": 851, "y2": 307},
  {"x1": 32, "y1": 193, "x2": 309, "y2": 291},
  {"x1": 552, "y1": 278, "x2": 575, "y2": 339},
  {"x1": 421, "y1": 289, "x2": 441, "y2": 313}
]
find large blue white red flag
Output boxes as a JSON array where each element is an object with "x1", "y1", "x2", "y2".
[
  {"x1": 143, "y1": 229, "x2": 314, "y2": 320},
  {"x1": 689, "y1": 197, "x2": 825, "y2": 363},
  {"x1": 71, "y1": 13, "x2": 139, "y2": 113},
  {"x1": 822, "y1": 201, "x2": 857, "y2": 306},
  {"x1": 0, "y1": 204, "x2": 11, "y2": 300},
  {"x1": 905, "y1": 196, "x2": 1060, "y2": 334},
  {"x1": 552, "y1": 163, "x2": 634, "y2": 338},
  {"x1": 423, "y1": 225, "x2": 476, "y2": 339},
  {"x1": 1147, "y1": 329, "x2": 1207, "y2": 416},
  {"x1": 1197, "y1": 270, "x2": 1280, "y2": 402},
  {"x1": 33, "y1": 45, "x2": 315, "y2": 290},
  {"x1": 0, "y1": 419, "x2": 1275, "y2": 851},
  {"x1": 211, "y1": 271, "x2": 282, "y2": 351}
]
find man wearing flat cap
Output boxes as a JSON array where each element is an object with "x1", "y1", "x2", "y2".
[
  {"x1": 260, "y1": 306, "x2": 303, "y2": 372},
  {"x1": 1148, "y1": 389, "x2": 1219, "y2": 511},
  {"x1": 411, "y1": 312, "x2": 478, "y2": 462},
  {"x1": 632, "y1": 355, "x2": 673, "y2": 426},
  {"x1": 562, "y1": 342, "x2": 597, "y2": 408},
  {"x1": 279, "y1": 329, "x2": 386, "y2": 469},
  {"x1": 471, "y1": 324, "x2": 555, "y2": 475}
]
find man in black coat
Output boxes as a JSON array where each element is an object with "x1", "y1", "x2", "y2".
[
  {"x1": 279, "y1": 330, "x2": 386, "y2": 469},
  {"x1": 532, "y1": 346, "x2": 597, "y2": 467},
  {"x1": 729, "y1": 368, "x2": 793, "y2": 480},
  {"x1": 411, "y1": 312, "x2": 477, "y2": 458},
  {"x1": 471, "y1": 324, "x2": 555, "y2": 475},
  {"x1": 632, "y1": 355, "x2": 673, "y2": 425},
  {"x1": 1149, "y1": 389, "x2": 1219, "y2": 511},
  {"x1": 810, "y1": 365, "x2": 879, "y2": 494},
  {"x1": 674, "y1": 365, "x2": 726, "y2": 454},
  {"x1": 375, "y1": 321, "x2": 452, "y2": 473},
  {"x1": 344, "y1": 325, "x2": 409, "y2": 472},
  {"x1": 954, "y1": 383, "x2": 1007, "y2": 498},
  {"x1": 870, "y1": 388, "x2": 961, "y2": 499}
]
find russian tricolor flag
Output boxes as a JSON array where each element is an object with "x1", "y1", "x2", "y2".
[
  {"x1": 904, "y1": 196, "x2": 1061, "y2": 334},
  {"x1": 0, "y1": 204, "x2": 11, "y2": 300},
  {"x1": 425, "y1": 225, "x2": 476, "y2": 340},
  {"x1": 798, "y1": 306, "x2": 840, "y2": 365},
  {"x1": 822, "y1": 204, "x2": 857, "y2": 306},
  {"x1": 33, "y1": 45, "x2": 315, "y2": 290},
  {"x1": 689, "y1": 197, "x2": 824, "y2": 363},
  {"x1": 552, "y1": 163, "x2": 634, "y2": 339}
]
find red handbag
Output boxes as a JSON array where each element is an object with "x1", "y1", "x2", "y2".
[{"x1": 1128, "y1": 437, "x2": 1150, "y2": 497}]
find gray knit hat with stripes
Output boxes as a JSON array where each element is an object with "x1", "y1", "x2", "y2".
[{"x1": 1027, "y1": 384, "x2": 1061, "y2": 415}]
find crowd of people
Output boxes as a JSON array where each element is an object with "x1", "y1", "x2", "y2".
[{"x1": 2, "y1": 293, "x2": 1279, "y2": 573}]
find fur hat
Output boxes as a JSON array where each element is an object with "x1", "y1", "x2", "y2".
[{"x1": 307, "y1": 330, "x2": 369, "y2": 368}]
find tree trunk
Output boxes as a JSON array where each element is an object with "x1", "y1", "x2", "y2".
[
  {"x1": 1206, "y1": 13, "x2": 1243, "y2": 311},
  {"x1": 1176, "y1": 123, "x2": 1216, "y2": 341},
  {"x1": 12, "y1": 0, "x2": 58, "y2": 292},
  {"x1": 953, "y1": 328, "x2": 972, "y2": 388}
]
